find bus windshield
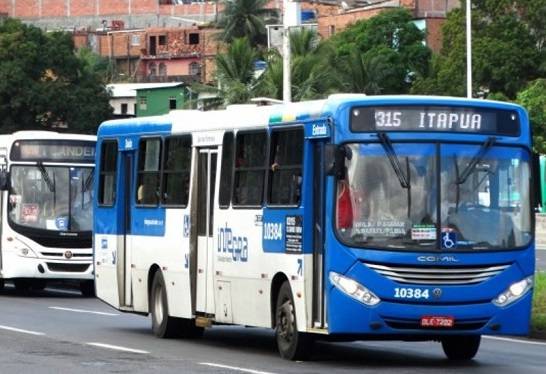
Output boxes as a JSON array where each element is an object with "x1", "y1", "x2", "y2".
[
  {"x1": 336, "y1": 143, "x2": 531, "y2": 251},
  {"x1": 8, "y1": 166, "x2": 94, "y2": 232}
]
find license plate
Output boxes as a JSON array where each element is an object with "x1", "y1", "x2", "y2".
[{"x1": 420, "y1": 316, "x2": 454, "y2": 328}]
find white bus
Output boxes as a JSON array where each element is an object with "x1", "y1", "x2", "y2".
[{"x1": 0, "y1": 131, "x2": 96, "y2": 296}]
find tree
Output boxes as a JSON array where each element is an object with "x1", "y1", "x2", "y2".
[
  {"x1": 517, "y1": 79, "x2": 546, "y2": 152},
  {"x1": 329, "y1": 8, "x2": 431, "y2": 94},
  {"x1": 216, "y1": 0, "x2": 278, "y2": 47},
  {"x1": 0, "y1": 18, "x2": 112, "y2": 134},
  {"x1": 412, "y1": 1, "x2": 543, "y2": 98},
  {"x1": 257, "y1": 29, "x2": 337, "y2": 101},
  {"x1": 215, "y1": 37, "x2": 258, "y2": 105}
]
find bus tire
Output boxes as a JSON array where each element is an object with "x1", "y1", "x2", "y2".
[
  {"x1": 441, "y1": 335, "x2": 481, "y2": 360},
  {"x1": 275, "y1": 281, "x2": 313, "y2": 360},
  {"x1": 151, "y1": 271, "x2": 183, "y2": 338},
  {"x1": 0, "y1": 279, "x2": 4, "y2": 290},
  {"x1": 31, "y1": 280, "x2": 47, "y2": 291},
  {"x1": 80, "y1": 280, "x2": 95, "y2": 297}
]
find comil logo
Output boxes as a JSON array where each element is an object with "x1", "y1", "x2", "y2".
[
  {"x1": 64, "y1": 251, "x2": 73, "y2": 259},
  {"x1": 417, "y1": 255, "x2": 459, "y2": 263}
]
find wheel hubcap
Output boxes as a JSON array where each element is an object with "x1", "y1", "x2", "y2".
[
  {"x1": 277, "y1": 299, "x2": 294, "y2": 342},
  {"x1": 153, "y1": 285, "x2": 164, "y2": 324}
]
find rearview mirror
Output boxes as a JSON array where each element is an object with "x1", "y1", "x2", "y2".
[{"x1": 0, "y1": 170, "x2": 9, "y2": 191}]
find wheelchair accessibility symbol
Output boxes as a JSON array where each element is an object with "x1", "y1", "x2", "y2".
[{"x1": 441, "y1": 231, "x2": 457, "y2": 249}]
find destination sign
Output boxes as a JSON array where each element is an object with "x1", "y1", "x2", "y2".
[
  {"x1": 10, "y1": 140, "x2": 96, "y2": 163},
  {"x1": 350, "y1": 106, "x2": 520, "y2": 136}
]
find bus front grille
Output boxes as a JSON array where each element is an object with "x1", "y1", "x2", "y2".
[
  {"x1": 362, "y1": 262, "x2": 511, "y2": 285},
  {"x1": 46, "y1": 263, "x2": 91, "y2": 273}
]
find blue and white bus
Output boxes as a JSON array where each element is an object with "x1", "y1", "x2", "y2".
[{"x1": 94, "y1": 95, "x2": 534, "y2": 361}]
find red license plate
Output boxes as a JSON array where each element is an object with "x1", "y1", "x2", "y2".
[{"x1": 420, "y1": 316, "x2": 454, "y2": 328}]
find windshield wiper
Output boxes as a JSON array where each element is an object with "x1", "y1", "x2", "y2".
[
  {"x1": 456, "y1": 137, "x2": 496, "y2": 185},
  {"x1": 83, "y1": 171, "x2": 94, "y2": 192},
  {"x1": 377, "y1": 133, "x2": 410, "y2": 189},
  {"x1": 37, "y1": 162, "x2": 55, "y2": 193}
]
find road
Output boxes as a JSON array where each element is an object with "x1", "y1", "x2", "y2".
[
  {"x1": 0, "y1": 284, "x2": 545, "y2": 374},
  {"x1": 536, "y1": 247, "x2": 546, "y2": 271}
]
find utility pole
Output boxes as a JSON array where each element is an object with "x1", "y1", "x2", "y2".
[
  {"x1": 282, "y1": 0, "x2": 300, "y2": 103},
  {"x1": 466, "y1": 0, "x2": 472, "y2": 98}
]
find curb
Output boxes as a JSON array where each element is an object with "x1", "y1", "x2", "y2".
[{"x1": 530, "y1": 331, "x2": 546, "y2": 340}]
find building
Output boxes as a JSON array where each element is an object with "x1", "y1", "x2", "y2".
[
  {"x1": 135, "y1": 83, "x2": 190, "y2": 117},
  {"x1": 107, "y1": 82, "x2": 184, "y2": 118}
]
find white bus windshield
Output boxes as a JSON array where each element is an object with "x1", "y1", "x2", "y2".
[
  {"x1": 8, "y1": 166, "x2": 94, "y2": 232},
  {"x1": 336, "y1": 143, "x2": 531, "y2": 251}
]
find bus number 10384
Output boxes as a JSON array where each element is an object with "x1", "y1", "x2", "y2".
[{"x1": 394, "y1": 287, "x2": 430, "y2": 299}]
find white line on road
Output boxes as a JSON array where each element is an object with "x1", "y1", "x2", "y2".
[
  {"x1": 200, "y1": 362, "x2": 278, "y2": 374},
  {"x1": 0, "y1": 324, "x2": 45, "y2": 336},
  {"x1": 484, "y1": 336, "x2": 546, "y2": 346},
  {"x1": 49, "y1": 306, "x2": 119, "y2": 316},
  {"x1": 87, "y1": 342, "x2": 149, "y2": 354}
]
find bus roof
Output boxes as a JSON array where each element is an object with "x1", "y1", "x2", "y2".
[{"x1": 97, "y1": 95, "x2": 528, "y2": 138}]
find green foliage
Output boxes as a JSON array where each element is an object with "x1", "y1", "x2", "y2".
[
  {"x1": 330, "y1": 8, "x2": 431, "y2": 94},
  {"x1": 533, "y1": 271, "x2": 546, "y2": 333},
  {"x1": 0, "y1": 18, "x2": 112, "y2": 134},
  {"x1": 517, "y1": 79, "x2": 546, "y2": 152},
  {"x1": 412, "y1": 2, "x2": 543, "y2": 98},
  {"x1": 216, "y1": 0, "x2": 278, "y2": 47},
  {"x1": 214, "y1": 37, "x2": 258, "y2": 105}
]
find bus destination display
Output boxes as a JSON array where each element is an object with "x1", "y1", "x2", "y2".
[
  {"x1": 11, "y1": 140, "x2": 96, "y2": 163},
  {"x1": 350, "y1": 106, "x2": 520, "y2": 136}
]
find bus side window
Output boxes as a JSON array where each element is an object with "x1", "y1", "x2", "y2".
[
  {"x1": 136, "y1": 137, "x2": 162, "y2": 206},
  {"x1": 233, "y1": 130, "x2": 267, "y2": 206},
  {"x1": 219, "y1": 132, "x2": 234, "y2": 208},
  {"x1": 98, "y1": 140, "x2": 118, "y2": 206},
  {"x1": 268, "y1": 128, "x2": 304, "y2": 206},
  {"x1": 162, "y1": 135, "x2": 191, "y2": 206}
]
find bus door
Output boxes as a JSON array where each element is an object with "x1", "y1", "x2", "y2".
[
  {"x1": 195, "y1": 148, "x2": 217, "y2": 314},
  {"x1": 312, "y1": 140, "x2": 327, "y2": 329},
  {"x1": 118, "y1": 151, "x2": 134, "y2": 308}
]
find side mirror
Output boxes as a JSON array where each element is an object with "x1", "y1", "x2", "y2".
[
  {"x1": 532, "y1": 152, "x2": 542, "y2": 213},
  {"x1": 324, "y1": 144, "x2": 350, "y2": 178},
  {"x1": 0, "y1": 170, "x2": 9, "y2": 191}
]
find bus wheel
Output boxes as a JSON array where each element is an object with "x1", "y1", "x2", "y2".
[
  {"x1": 0, "y1": 279, "x2": 4, "y2": 290},
  {"x1": 31, "y1": 280, "x2": 47, "y2": 291},
  {"x1": 80, "y1": 281, "x2": 95, "y2": 297},
  {"x1": 275, "y1": 282, "x2": 313, "y2": 360},
  {"x1": 14, "y1": 279, "x2": 31, "y2": 293},
  {"x1": 441, "y1": 335, "x2": 481, "y2": 360},
  {"x1": 151, "y1": 271, "x2": 182, "y2": 338}
]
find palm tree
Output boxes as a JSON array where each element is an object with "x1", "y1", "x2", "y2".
[
  {"x1": 217, "y1": 0, "x2": 278, "y2": 46},
  {"x1": 337, "y1": 50, "x2": 386, "y2": 94},
  {"x1": 215, "y1": 37, "x2": 258, "y2": 104}
]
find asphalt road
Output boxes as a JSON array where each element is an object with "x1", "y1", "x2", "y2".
[
  {"x1": 536, "y1": 247, "x2": 546, "y2": 271},
  {"x1": 0, "y1": 284, "x2": 545, "y2": 374}
]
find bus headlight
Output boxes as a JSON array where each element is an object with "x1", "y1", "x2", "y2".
[
  {"x1": 329, "y1": 272, "x2": 380, "y2": 306},
  {"x1": 493, "y1": 276, "x2": 533, "y2": 307},
  {"x1": 14, "y1": 240, "x2": 38, "y2": 258}
]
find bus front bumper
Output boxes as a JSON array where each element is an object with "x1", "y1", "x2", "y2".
[
  {"x1": 327, "y1": 287, "x2": 532, "y2": 337},
  {"x1": 1, "y1": 251, "x2": 93, "y2": 280}
]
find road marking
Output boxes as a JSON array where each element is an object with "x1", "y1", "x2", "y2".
[
  {"x1": 49, "y1": 306, "x2": 119, "y2": 316},
  {"x1": 484, "y1": 336, "x2": 546, "y2": 346},
  {"x1": 87, "y1": 342, "x2": 149, "y2": 354},
  {"x1": 0, "y1": 324, "x2": 45, "y2": 336},
  {"x1": 200, "y1": 363, "x2": 278, "y2": 374}
]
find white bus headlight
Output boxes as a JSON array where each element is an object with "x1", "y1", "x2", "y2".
[
  {"x1": 329, "y1": 272, "x2": 380, "y2": 306},
  {"x1": 493, "y1": 276, "x2": 533, "y2": 307}
]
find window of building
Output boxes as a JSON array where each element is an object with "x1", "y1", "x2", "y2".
[
  {"x1": 159, "y1": 63, "x2": 167, "y2": 77},
  {"x1": 121, "y1": 103, "x2": 128, "y2": 115},
  {"x1": 233, "y1": 131, "x2": 267, "y2": 206},
  {"x1": 162, "y1": 135, "x2": 191, "y2": 206},
  {"x1": 219, "y1": 132, "x2": 234, "y2": 208},
  {"x1": 149, "y1": 62, "x2": 157, "y2": 76},
  {"x1": 158, "y1": 35, "x2": 167, "y2": 46},
  {"x1": 189, "y1": 62, "x2": 201, "y2": 76},
  {"x1": 98, "y1": 140, "x2": 118, "y2": 206},
  {"x1": 329, "y1": 25, "x2": 336, "y2": 36},
  {"x1": 169, "y1": 96, "x2": 177, "y2": 110},
  {"x1": 268, "y1": 128, "x2": 304, "y2": 206},
  {"x1": 131, "y1": 34, "x2": 140, "y2": 46},
  {"x1": 189, "y1": 32, "x2": 200, "y2": 45},
  {"x1": 136, "y1": 138, "x2": 162, "y2": 206},
  {"x1": 139, "y1": 97, "x2": 147, "y2": 111}
]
